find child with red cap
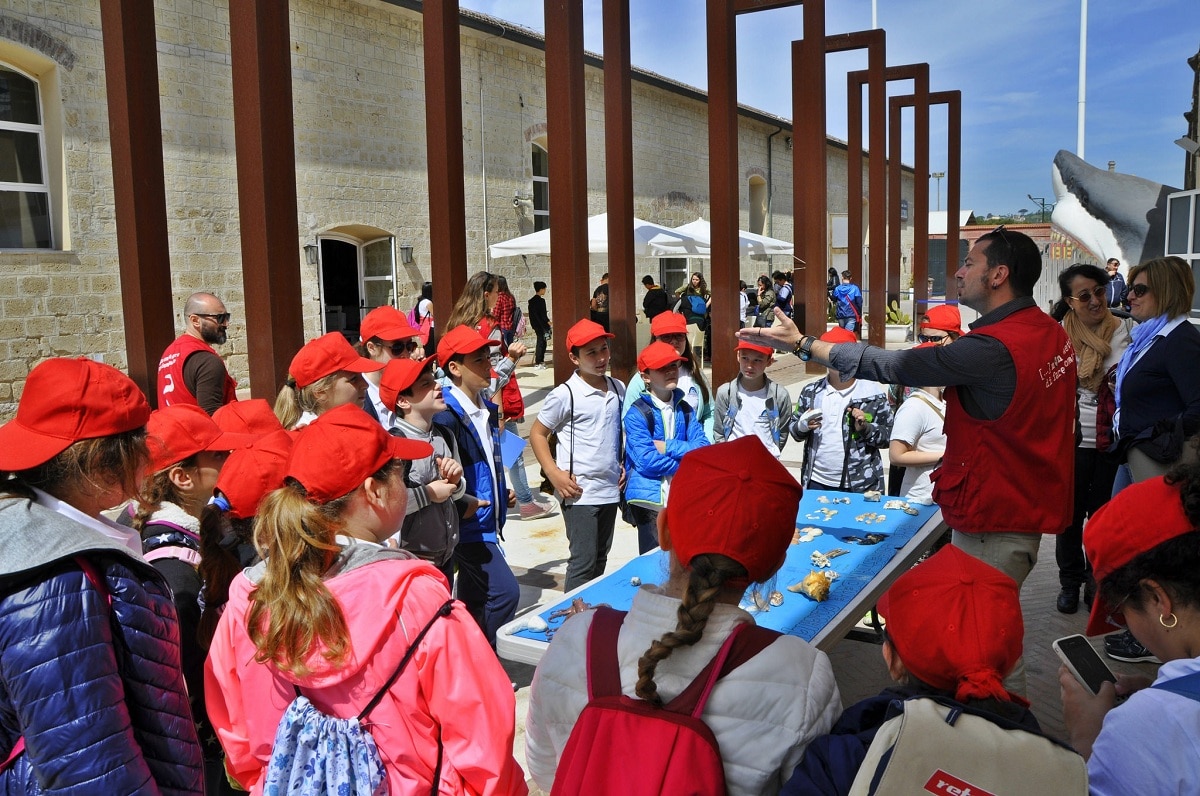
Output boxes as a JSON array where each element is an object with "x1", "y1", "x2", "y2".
[
  {"x1": 273, "y1": 332, "x2": 383, "y2": 430},
  {"x1": 1059, "y1": 465, "x2": 1200, "y2": 794},
  {"x1": 783, "y1": 545, "x2": 1050, "y2": 795},
  {"x1": 526, "y1": 437, "x2": 839, "y2": 795},
  {"x1": 205, "y1": 404, "x2": 526, "y2": 795},
  {"x1": 531, "y1": 319, "x2": 626, "y2": 590},
  {"x1": 356, "y1": 305, "x2": 424, "y2": 429},
  {"x1": 790, "y1": 327, "x2": 892, "y2": 492},
  {"x1": 623, "y1": 310, "x2": 714, "y2": 440},
  {"x1": 713, "y1": 340, "x2": 793, "y2": 458},
  {"x1": 623, "y1": 341, "x2": 710, "y2": 553},
  {"x1": 0, "y1": 358, "x2": 203, "y2": 792}
]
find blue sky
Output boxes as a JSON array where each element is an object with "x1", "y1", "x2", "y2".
[{"x1": 459, "y1": 0, "x2": 1199, "y2": 220}]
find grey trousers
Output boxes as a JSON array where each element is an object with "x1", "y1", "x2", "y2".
[{"x1": 562, "y1": 502, "x2": 619, "y2": 592}]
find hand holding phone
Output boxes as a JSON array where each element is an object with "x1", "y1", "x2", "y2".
[{"x1": 1054, "y1": 634, "x2": 1118, "y2": 696}]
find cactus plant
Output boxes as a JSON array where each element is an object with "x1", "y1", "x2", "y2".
[{"x1": 885, "y1": 299, "x2": 912, "y2": 326}]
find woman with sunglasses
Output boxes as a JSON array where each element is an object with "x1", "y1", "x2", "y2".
[
  {"x1": 447, "y1": 273, "x2": 553, "y2": 520},
  {"x1": 1050, "y1": 264, "x2": 1133, "y2": 616},
  {"x1": 1060, "y1": 463, "x2": 1200, "y2": 795},
  {"x1": 356, "y1": 306, "x2": 424, "y2": 429}
]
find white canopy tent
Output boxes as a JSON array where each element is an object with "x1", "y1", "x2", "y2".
[
  {"x1": 655, "y1": 218, "x2": 795, "y2": 259},
  {"x1": 488, "y1": 212, "x2": 700, "y2": 258}
]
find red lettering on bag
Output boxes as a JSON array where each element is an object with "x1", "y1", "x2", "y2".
[{"x1": 923, "y1": 770, "x2": 997, "y2": 796}]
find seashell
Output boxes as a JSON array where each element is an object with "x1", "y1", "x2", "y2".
[
  {"x1": 787, "y1": 570, "x2": 832, "y2": 601},
  {"x1": 863, "y1": 490, "x2": 882, "y2": 502},
  {"x1": 630, "y1": 576, "x2": 642, "y2": 586},
  {"x1": 883, "y1": 499, "x2": 908, "y2": 511},
  {"x1": 817, "y1": 495, "x2": 831, "y2": 504},
  {"x1": 904, "y1": 505, "x2": 920, "y2": 516},
  {"x1": 768, "y1": 591, "x2": 785, "y2": 607},
  {"x1": 515, "y1": 614, "x2": 549, "y2": 633}
]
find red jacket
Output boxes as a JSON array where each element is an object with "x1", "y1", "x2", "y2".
[
  {"x1": 157, "y1": 334, "x2": 237, "y2": 409},
  {"x1": 932, "y1": 306, "x2": 1076, "y2": 534},
  {"x1": 478, "y1": 318, "x2": 525, "y2": 420}
]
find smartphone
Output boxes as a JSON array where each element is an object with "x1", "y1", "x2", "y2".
[{"x1": 1053, "y1": 634, "x2": 1118, "y2": 695}]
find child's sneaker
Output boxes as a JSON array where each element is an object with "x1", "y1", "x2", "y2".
[{"x1": 518, "y1": 498, "x2": 555, "y2": 521}]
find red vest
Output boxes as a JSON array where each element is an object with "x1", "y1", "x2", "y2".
[
  {"x1": 932, "y1": 306, "x2": 1076, "y2": 534},
  {"x1": 477, "y1": 318, "x2": 525, "y2": 420},
  {"x1": 156, "y1": 334, "x2": 238, "y2": 409}
]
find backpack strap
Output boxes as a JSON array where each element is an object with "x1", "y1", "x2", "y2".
[
  {"x1": 358, "y1": 599, "x2": 454, "y2": 721},
  {"x1": 585, "y1": 606, "x2": 627, "y2": 700},
  {"x1": 1150, "y1": 671, "x2": 1200, "y2": 702},
  {"x1": 666, "y1": 623, "x2": 778, "y2": 718}
]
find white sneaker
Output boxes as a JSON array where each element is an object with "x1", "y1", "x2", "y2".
[
  {"x1": 519, "y1": 500, "x2": 553, "y2": 521},
  {"x1": 534, "y1": 363, "x2": 546, "y2": 371}
]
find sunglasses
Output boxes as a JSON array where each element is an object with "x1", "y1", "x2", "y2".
[
  {"x1": 917, "y1": 333, "x2": 949, "y2": 343},
  {"x1": 193, "y1": 312, "x2": 231, "y2": 324},
  {"x1": 1106, "y1": 591, "x2": 1133, "y2": 629},
  {"x1": 389, "y1": 340, "x2": 421, "y2": 356},
  {"x1": 990, "y1": 224, "x2": 1011, "y2": 248},
  {"x1": 1128, "y1": 283, "x2": 1150, "y2": 298},
  {"x1": 1066, "y1": 286, "x2": 1106, "y2": 303}
]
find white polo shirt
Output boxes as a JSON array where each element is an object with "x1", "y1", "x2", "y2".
[{"x1": 537, "y1": 372, "x2": 625, "y2": 506}]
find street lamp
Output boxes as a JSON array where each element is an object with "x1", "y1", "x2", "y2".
[
  {"x1": 930, "y1": 171, "x2": 946, "y2": 212},
  {"x1": 1027, "y1": 194, "x2": 1052, "y2": 223}
]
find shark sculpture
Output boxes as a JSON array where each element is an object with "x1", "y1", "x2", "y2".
[{"x1": 1051, "y1": 150, "x2": 1180, "y2": 269}]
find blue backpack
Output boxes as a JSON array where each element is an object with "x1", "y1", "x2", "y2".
[{"x1": 686, "y1": 294, "x2": 708, "y2": 317}]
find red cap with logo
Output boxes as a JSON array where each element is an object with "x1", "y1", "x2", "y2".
[
  {"x1": 637, "y1": 341, "x2": 686, "y2": 373},
  {"x1": 213, "y1": 398, "x2": 285, "y2": 436},
  {"x1": 146, "y1": 404, "x2": 259, "y2": 472},
  {"x1": 820, "y1": 327, "x2": 859, "y2": 344},
  {"x1": 0, "y1": 358, "x2": 151, "y2": 472},
  {"x1": 289, "y1": 333, "x2": 383, "y2": 389},
  {"x1": 287, "y1": 404, "x2": 433, "y2": 503},
  {"x1": 650, "y1": 312, "x2": 689, "y2": 337},
  {"x1": 665, "y1": 436, "x2": 802, "y2": 583},
  {"x1": 216, "y1": 430, "x2": 294, "y2": 519},
  {"x1": 736, "y1": 340, "x2": 775, "y2": 356},
  {"x1": 436, "y1": 325, "x2": 500, "y2": 366},
  {"x1": 360, "y1": 306, "x2": 420, "y2": 343},
  {"x1": 379, "y1": 357, "x2": 435, "y2": 411},
  {"x1": 564, "y1": 319, "x2": 614, "y2": 350},
  {"x1": 878, "y1": 544, "x2": 1024, "y2": 705},
  {"x1": 921, "y1": 305, "x2": 964, "y2": 337},
  {"x1": 1084, "y1": 476, "x2": 1196, "y2": 635}
]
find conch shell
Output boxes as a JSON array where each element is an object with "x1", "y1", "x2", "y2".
[{"x1": 788, "y1": 570, "x2": 832, "y2": 601}]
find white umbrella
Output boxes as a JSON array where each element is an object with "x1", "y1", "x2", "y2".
[
  {"x1": 488, "y1": 212, "x2": 698, "y2": 258},
  {"x1": 652, "y1": 218, "x2": 795, "y2": 258}
]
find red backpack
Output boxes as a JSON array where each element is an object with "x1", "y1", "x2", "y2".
[{"x1": 550, "y1": 607, "x2": 777, "y2": 796}]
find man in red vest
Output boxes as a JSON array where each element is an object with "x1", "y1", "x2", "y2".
[
  {"x1": 741, "y1": 228, "x2": 1076, "y2": 693},
  {"x1": 156, "y1": 292, "x2": 238, "y2": 414}
]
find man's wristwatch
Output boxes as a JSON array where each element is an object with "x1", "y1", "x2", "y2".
[{"x1": 793, "y1": 335, "x2": 817, "y2": 362}]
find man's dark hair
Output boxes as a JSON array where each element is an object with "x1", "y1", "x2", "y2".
[
  {"x1": 534, "y1": 281, "x2": 547, "y2": 291},
  {"x1": 601, "y1": 272, "x2": 609, "y2": 280},
  {"x1": 977, "y1": 227, "x2": 1042, "y2": 297},
  {"x1": 772, "y1": 270, "x2": 786, "y2": 281},
  {"x1": 642, "y1": 274, "x2": 655, "y2": 286},
  {"x1": 841, "y1": 270, "x2": 853, "y2": 280}
]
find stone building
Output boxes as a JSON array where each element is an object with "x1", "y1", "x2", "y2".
[{"x1": 0, "y1": 1, "x2": 914, "y2": 415}]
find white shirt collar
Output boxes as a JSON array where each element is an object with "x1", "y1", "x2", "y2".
[{"x1": 32, "y1": 487, "x2": 144, "y2": 558}]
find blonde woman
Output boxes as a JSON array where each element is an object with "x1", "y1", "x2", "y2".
[{"x1": 273, "y1": 332, "x2": 382, "y2": 430}]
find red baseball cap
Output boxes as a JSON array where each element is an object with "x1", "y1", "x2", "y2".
[
  {"x1": 1084, "y1": 476, "x2": 1196, "y2": 635},
  {"x1": 0, "y1": 358, "x2": 151, "y2": 472},
  {"x1": 736, "y1": 341, "x2": 775, "y2": 357},
  {"x1": 289, "y1": 333, "x2": 383, "y2": 389},
  {"x1": 287, "y1": 404, "x2": 433, "y2": 503},
  {"x1": 650, "y1": 312, "x2": 688, "y2": 337},
  {"x1": 565, "y1": 318, "x2": 614, "y2": 350},
  {"x1": 216, "y1": 429, "x2": 293, "y2": 519},
  {"x1": 637, "y1": 341, "x2": 686, "y2": 373},
  {"x1": 820, "y1": 327, "x2": 858, "y2": 344},
  {"x1": 146, "y1": 404, "x2": 259, "y2": 473},
  {"x1": 213, "y1": 398, "x2": 284, "y2": 436},
  {"x1": 665, "y1": 436, "x2": 802, "y2": 583},
  {"x1": 878, "y1": 544, "x2": 1024, "y2": 704},
  {"x1": 379, "y1": 356, "x2": 435, "y2": 410},
  {"x1": 360, "y1": 306, "x2": 419, "y2": 343},
  {"x1": 436, "y1": 325, "x2": 499, "y2": 365},
  {"x1": 921, "y1": 305, "x2": 964, "y2": 337}
]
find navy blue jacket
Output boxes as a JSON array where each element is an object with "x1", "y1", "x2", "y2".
[
  {"x1": 434, "y1": 391, "x2": 507, "y2": 544},
  {"x1": 0, "y1": 496, "x2": 203, "y2": 795},
  {"x1": 1116, "y1": 320, "x2": 1200, "y2": 452}
]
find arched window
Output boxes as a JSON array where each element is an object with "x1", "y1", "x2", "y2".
[
  {"x1": 0, "y1": 64, "x2": 51, "y2": 248},
  {"x1": 314, "y1": 232, "x2": 398, "y2": 338},
  {"x1": 532, "y1": 142, "x2": 549, "y2": 231}
]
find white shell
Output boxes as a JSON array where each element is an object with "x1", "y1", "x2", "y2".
[{"x1": 630, "y1": 576, "x2": 642, "y2": 586}]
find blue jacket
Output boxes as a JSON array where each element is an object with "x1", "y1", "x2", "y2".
[
  {"x1": 622, "y1": 390, "x2": 709, "y2": 507},
  {"x1": 0, "y1": 496, "x2": 203, "y2": 795},
  {"x1": 832, "y1": 283, "x2": 863, "y2": 320},
  {"x1": 434, "y1": 391, "x2": 507, "y2": 544}
]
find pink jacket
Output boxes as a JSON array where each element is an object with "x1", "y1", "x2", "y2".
[{"x1": 205, "y1": 554, "x2": 527, "y2": 795}]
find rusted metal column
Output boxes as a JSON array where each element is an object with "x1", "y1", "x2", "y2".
[
  {"x1": 98, "y1": 0, "x2": 175, "y2": 402},
  {"x1": 603, "y1": 0, "x2": 636, "y2": 381},
  {"x1": 886, "y1": 83, "x2": 932, "y2": 318},
  {"x1": 544, "y1": 0, "x2": 590, "y2": 384},
  {"x1": 847, "y1": 71, "x2": 864, "y2": 292},
  {"x1": 423, "y1": 0, "x2": 468, "y2": 331},
  {"x1": 888, "y1": 97, "x2": 903, "y2": 316},
  {"x1": 826, "y1": 30, "x2": 885, "y2": 345},
  {"x1": 229, "y1": 0, "x2": 305, "y2": 398},
  {"x1": 942, "y1": 91, "x2": 962, "y2": 294},
  {"x1": 791, "y1": 4, "x2": 828, "y2": 366},
  {"x1": 707, "y1": 0, "x2": 739, "y2": 387}
]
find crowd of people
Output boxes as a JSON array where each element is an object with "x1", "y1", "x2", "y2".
[{"x1": 0, "y1": 227, "x2": 1197, "y2": 794}]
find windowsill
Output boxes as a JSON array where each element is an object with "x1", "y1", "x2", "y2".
[{"x1": 0, "y1": 248, "x2": 73, "y2": 254}]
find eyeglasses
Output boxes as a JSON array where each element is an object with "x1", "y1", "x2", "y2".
[
  {"x1": 990, "y1": 224, "x2": 1011, "y2": 248},
  {"x1": 917, "y1": 333, "x2": 949, "y2": 343},
  {"x1": 193, "y1": 313, "x2": 231, "y2": 324},
  {"x1": 1066, "y1": 286, "x2": 1106, "y2": 303},
  {"x1": 388, "y1": 340, "x2": 421, "y2": 356},
  {"x1": 1106, "y1": 591, "x2": 1134, "y2": 629},
  {"x1": 1128, "y1": 283, "x2": 1150, "y2": 298}
]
